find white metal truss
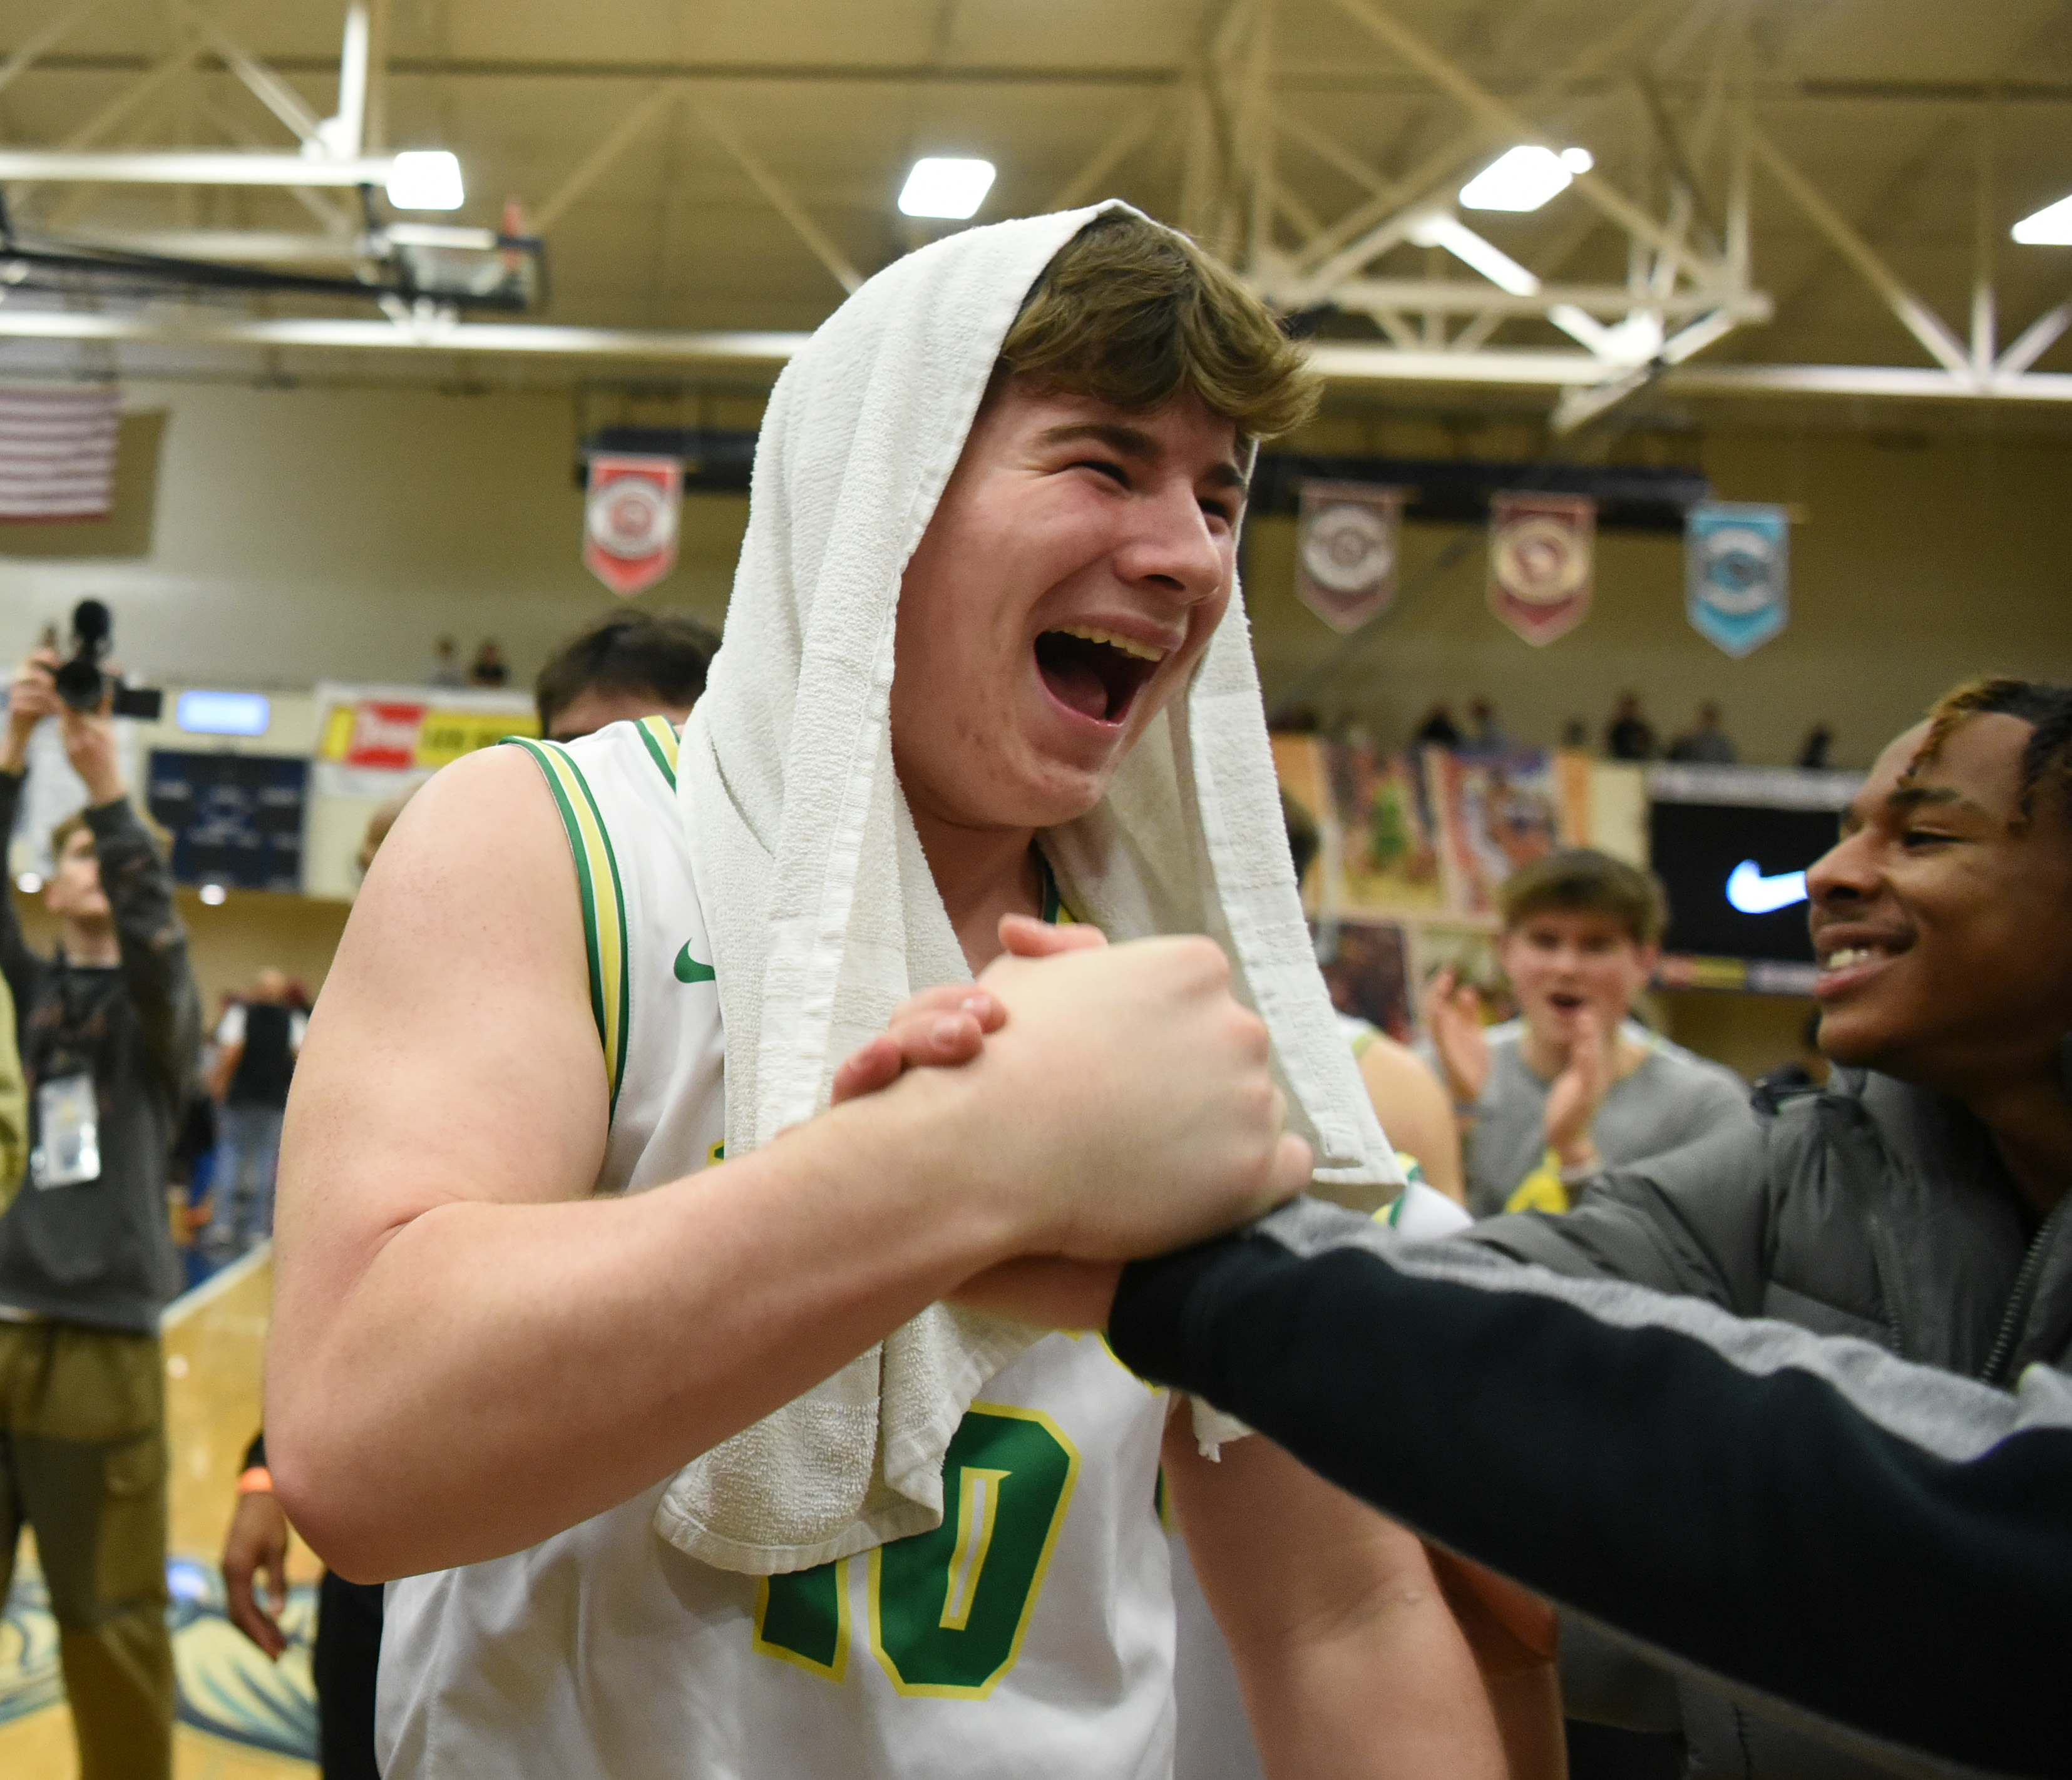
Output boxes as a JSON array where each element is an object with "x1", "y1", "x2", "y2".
[
  {"x1": 0, "y1": 0, "x2": 2063, "y2": 416},
  {"x1": 1218, "y1": 0, "x2": 2072, "y2": 425}
]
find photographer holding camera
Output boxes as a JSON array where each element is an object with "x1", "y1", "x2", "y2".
[{"x1": 0, "y1": 635, "x2": 200, "y2": 1780}]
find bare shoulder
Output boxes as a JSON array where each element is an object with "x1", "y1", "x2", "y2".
[
  {"x1": 283, "y1": 745, "x2": 608, "y2": 1253},
  {"x1": 319, "y1": 745, "x2": 586, "y2": 1001},
  {"x1": 1357, "y1": 1030, "x2": 1449, "y2": 1120},
  {"x1": 1357, "y1": 1032, "x2": 1464, "y2": 1199},
  {"x1": 350, "y1": 744, "x2": 573, "y2": 936}
]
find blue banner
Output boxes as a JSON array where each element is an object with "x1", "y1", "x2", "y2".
[{"x1": 1686, "y1": 501, "x2": 1788, "y2": 658}]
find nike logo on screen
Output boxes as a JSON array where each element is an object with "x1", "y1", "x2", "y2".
[
  {"x1": 1725, "y1": 860, "x2": 1808, "y2": 915},
  {"x1": 674, "y1": 941, "x2": 715, "y2": 983}
]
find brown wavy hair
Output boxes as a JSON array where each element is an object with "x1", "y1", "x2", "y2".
[
  {"x1": 535, "y1": 611, "x2": 721, "y2": 737},
  {"x1": 993, "y1": 210, "x2": 1320, "y2": 444},
  {"x1": 1497, "y1": 847, "x2": 1669, "y2": 947}
]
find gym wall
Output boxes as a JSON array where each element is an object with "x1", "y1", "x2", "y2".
[
  {"x1": 0, "y1": 380, "x2": 2065, "y2": 1048},
  {"x1": 0, "y1": 383, "x2": 2063, "y2": 775}
]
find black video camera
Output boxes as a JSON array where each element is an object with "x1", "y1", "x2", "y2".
[{"x1": 53, "y1": 600, "x2": 162, "y2": 720}]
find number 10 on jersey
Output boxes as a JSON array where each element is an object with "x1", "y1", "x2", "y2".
[{"x1": 754, "y1": 1404, "x2": 1080, "y2": 1699}]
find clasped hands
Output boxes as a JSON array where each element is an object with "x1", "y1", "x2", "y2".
[
  {"x1": 828, "y1": 915, "x2": 1308, "y2": 1331},
  {"x1": 829, "y1": 919, "x2": 1562, "y2": 1680}
]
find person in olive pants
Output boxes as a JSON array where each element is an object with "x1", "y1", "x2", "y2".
[
  {"x1": 0, "y1": 1324, "x2": 172, "y2": 1777},
  {"x1": 0, "y1": 652, "x2": 202, "y2": 1780}
]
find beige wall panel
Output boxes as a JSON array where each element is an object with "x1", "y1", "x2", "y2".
[
  {"x1": 1658, "y1": 990, "x2": 1822, "y2": 1087},
  {"x1": 0, "y1": 382, "x2": 745, "y2": 697}
]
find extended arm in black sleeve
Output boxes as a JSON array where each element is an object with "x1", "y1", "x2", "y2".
[
  {"x1": 85, "y1": 797, "x2": 202, "y2": 1102},
  {"x1": 1109, "y1": 1207, "x2": 2072, "y2": 1780}
]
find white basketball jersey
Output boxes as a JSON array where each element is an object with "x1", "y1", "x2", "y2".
[{"x1": 377, "y1": 717, "x2": 1181, "y2": 1780}]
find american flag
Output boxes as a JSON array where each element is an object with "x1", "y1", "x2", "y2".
[{"x1": 0, "y1": 386, "x2": 121, "y2": 521}]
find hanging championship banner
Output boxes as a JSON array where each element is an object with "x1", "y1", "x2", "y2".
[
  {"x1": 583, "y1": 453, "x2": 682, "y2": 596},
  {"x1": 1488, "y1": 492, "x2": 1595, "y2": 647},
  {"x1": 1686, "y1": 501, "x2": 1789, "y2": 658},
  {"x1": 1296, "y1": 480, "x2": 1407, "y2": 633}
]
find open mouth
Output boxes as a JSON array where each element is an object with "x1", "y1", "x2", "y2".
[
  {"x1": 1034, "y1": 625, "x2": 1166, "y2": 727},
  {"x1": 1547, "y1": 992, "x2": 1585, "y2": 1013}
]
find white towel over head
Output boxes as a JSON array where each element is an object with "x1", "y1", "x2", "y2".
[{"x1": 662, "y1": 202, "x2": 1402, "y2": 1574}]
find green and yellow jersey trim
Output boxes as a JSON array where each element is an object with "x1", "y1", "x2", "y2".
[
  {"x1": 505, "y1": 736, "x2": 632, "y2": 1116},
  {"x1": 1039, "y1": 854, "x2": 1065, "y2": 925},
  {"x1": 634, "y1": 714, "x2": 680, "y2": 790}
]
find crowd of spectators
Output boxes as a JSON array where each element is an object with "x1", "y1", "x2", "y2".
[
  {"x1": 426, "y1": 635, "x2": 514, "y2": 688},
  {"x1": 1391, "y1": 691, "x2": 1845, "y2": 772}
]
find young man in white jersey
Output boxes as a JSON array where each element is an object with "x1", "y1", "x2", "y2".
[{"x1": 270, "y1": 208, "x2": 1524, "y2": 1777}]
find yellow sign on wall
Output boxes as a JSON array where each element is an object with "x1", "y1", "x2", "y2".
[
  {"x1": 314, "y1": 696, "x2": 538, "y2": 768},
  {"x1": 416, "y1": 708, "x2": 536, "y2": 765}
]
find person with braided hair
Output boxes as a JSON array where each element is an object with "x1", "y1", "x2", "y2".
[
  {"x1": 1102, "y1": 675, "x2": 2072, "y2": 1780},
  {"x1": 846, "y1": 675, "x2": 2072, "y2": 1778}
]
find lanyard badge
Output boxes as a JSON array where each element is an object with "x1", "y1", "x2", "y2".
[{"x1": 31, "y1": 1072, "x2": 101, "y2": 1189}]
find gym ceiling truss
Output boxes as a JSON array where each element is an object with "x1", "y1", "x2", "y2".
[{"x1": 0, "y1": 0, "x2": 2062, "y2": 419}]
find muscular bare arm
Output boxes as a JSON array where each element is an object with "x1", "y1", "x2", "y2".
[
  {"x1": 1169, "y1": 1417, "x2": 1510, "y2": 1780},
  {"x1": 269, "y1": 747, "x2": 1307, "y2": 1582}
]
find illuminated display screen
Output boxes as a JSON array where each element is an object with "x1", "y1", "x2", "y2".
[
  {"x1": 176, "y1": 690, "x2": 271, "y2": 737},
  {"x1": 1649, "y1": 800, "x2": 1840, "y2": 965}
]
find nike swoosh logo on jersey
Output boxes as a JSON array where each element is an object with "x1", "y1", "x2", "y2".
[{"x1": 674, "y1": 941, "x2": 716, "y2": 983}]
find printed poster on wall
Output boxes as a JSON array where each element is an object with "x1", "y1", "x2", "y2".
[
  {"x1": 1422, "y1": 747, "x2": 1566, "y2": 916},
  {"x1": 302, "y1": 683, "x2": 538, "y2": 900},
  {"x1": 1686, "y1": 501, "x2": 1789, "y2": 658},
  {"x1": 583, "y1": 453, "x2": 683, "y2": 596},
  {"x1": 1487, "y1": 491, "x2": 1595, "y2": 647},
  {"x1": 1316, "y1": 918, "x2": 1414, "y2": 1043},
  {"x1": 1325, "y1": 737, "x2": 1445, "y2": 914},
  {"x1": 1295, "y1": 481, "x2": 1406, "y2": 633}
]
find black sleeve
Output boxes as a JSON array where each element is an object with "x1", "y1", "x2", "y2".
[
  {"x1": 1109, "y1": 1222, "x2": 2072, "y2": 1780},
  {"x1": 85, "y1": 797, "x2": 202, "y2": 1105},
  {"x1": 0, "y1": 772, "x2": 42, "y2": 1015}
]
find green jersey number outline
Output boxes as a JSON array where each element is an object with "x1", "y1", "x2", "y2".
[{"x1": 752, "y1": 1402, "x2": 1080, "y2": 1699}]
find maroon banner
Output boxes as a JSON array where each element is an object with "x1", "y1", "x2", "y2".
[
  {"x1": 1487, "y1": 491, "x2": 1595, "y2": 647},
  {"x1": 1296, "y1": 479, "x2": 1406, "y2": 633},
  {"x1": 583, "y1": 453, "x2": 682, "y2": 596}
]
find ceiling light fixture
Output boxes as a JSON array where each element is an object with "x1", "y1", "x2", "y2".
[
  {"x1": 2011, "y1": 193, "x2": 2072, "y2": 245},
  {"x1": 1459, "y1": 145, "x2": 1594, "y2": 214},
  {"x1": 898, "y1": 157, "x2": 996, "y2": 220},
  {"x1": 385, "y1": 150, "x2": 465, "y2": 212}
]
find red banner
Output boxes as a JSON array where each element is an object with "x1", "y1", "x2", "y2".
[
  {"x1": 339, "y1": 700, "x2": 425, "y2": 769},
  {"x1": 1487, "y1": 491, "x2": 1594, "y2": 647},
  {"x1": 1295, "y1": 481, "x2": 1406, "y2": 633},
  {"x1": 583, "y1": 453, "x2": 682, "y2": 596}
]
